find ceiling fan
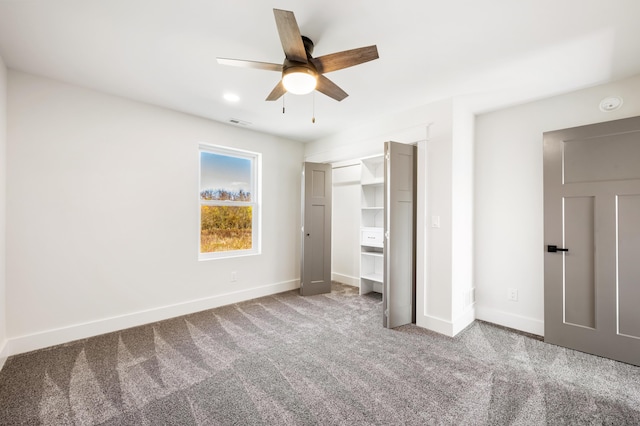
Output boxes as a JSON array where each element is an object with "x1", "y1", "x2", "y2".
[{"x1": 217, "y1": 8, "x2": 379, "y2": 102}]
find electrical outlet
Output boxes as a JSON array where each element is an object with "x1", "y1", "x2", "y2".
[
  {"x1": 231, "y1": 271, "x2": 237, "y2": 282},
  {"x1": 507, "y1": 288, "x2": 518, "y2": 301}
]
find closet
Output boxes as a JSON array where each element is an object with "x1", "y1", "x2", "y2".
[{"x1": 330, "y1": 141, "x2": 416, "y2": 328}]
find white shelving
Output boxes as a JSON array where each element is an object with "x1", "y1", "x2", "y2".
[{"x1": 360, "y1": 155, "x2": 384, "y2": 295}]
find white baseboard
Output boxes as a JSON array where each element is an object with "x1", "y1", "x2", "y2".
[
  {"x1": 475, "y1": 305, "x2": 544, "y2": 336},
  {"x1": 452, "y1": 308, "x2": 476, "y2": 336},
  {"x1": 0, "y1": 338, "x2": 7, "y2": 371},
  {"x1": 332, "y1": 273, "x2": 360, "y2": 288},
  {"x1": 416, "y1": 307, "x2": 475, "y2": 337},
  {"x1": 4, "y1": 279, "x2": 300, "y2": 357},
  {"x1": 417, "y1": 314, "x2": 454, "y2": 336}
]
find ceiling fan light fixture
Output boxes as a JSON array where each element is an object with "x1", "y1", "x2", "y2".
[{"x1": 282, "y1": 66, "x2": 317, "y2": 95}]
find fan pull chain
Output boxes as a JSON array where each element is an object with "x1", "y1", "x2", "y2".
[
  {"x1": 312, "y1": 91, "x2": 316, "y2": 123},
  {"x1": 282, "y1": 94, "x2": 285, "y2": 114}
]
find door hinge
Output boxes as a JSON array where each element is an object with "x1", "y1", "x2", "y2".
[
  {"x1": 385, "y1": 231, "x2": 389, "y2": 239},
  {"x1": 384, "y1": 309, "x2": 388, "y2": 317}
]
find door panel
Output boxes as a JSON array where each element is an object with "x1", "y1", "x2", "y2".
[
  {"x1": 544, "y1": 115, "x2": 640, "y2": 366},
  {"x1": 310, "y1": 205, "x2": 326, "y2": 282},
  {"x1": 563, "y1": 132, "x2": 640, "y2": 183},
  {"x1": 384, "y1": 142, "x2": 416, "y2": 328},
  {"x1": 301, "y1": 162, "x2": 332, "y2": 296},
  {"x1": 563, "y1": 196, "x2": 595, "y2": 328},
  {"x1": 617, "y1": 194, "x2": 640, "y2": 339},
  {"x1": 312, "y1": 169, "x2": 327, "y2": 197}
]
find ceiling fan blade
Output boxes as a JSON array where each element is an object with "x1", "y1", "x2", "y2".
[
  {"x1": 310, "y1": 45, "x2": 379, "y2": 74},
  {"x1": 217, "y1": 58, "x2": 283, "y2": 72},
  {"x1": 266, "y1": 80, "x2": 286, "y2": 101},
  {"x1": 273, "y1": 9, "x2": 307, "y2": 63},
  {"x1": 316, "y1": 75, "x2": 348, "y2": 101}
]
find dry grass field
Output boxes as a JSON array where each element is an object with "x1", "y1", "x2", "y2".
[
  {"x1": 200, "y1": 205, "x2": 252, "y2": 253},
  {"x1": 200, "y1": 229, "x2": 252, "y2": 252}
]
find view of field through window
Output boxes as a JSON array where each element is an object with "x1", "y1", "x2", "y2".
[{"x1": 200, "y1": 150, "x2": 254, "y2": 254}]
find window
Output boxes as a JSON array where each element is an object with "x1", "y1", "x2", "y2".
[{"x1": 199, "y1": 144, "x2": 261, "y2": 260}]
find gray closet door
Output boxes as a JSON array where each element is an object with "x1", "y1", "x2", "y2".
[
  {"x1": 544, "y1": 115, "x2": 640, "y2": 366},
  {"x1": 301, "y1": 162, "x2": 332, "y2": 296},
  {"x1": 383, "y1": 142, "x2": 416, "y2": 328}
]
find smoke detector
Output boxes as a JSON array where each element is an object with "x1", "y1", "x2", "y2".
[{"x1": 599, "y1": 96, "x2": 623, "y2": 112}]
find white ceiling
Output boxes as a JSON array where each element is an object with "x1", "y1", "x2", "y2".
[{"x1": 1, "y1": 0, "x2": 639, "y2": 142}]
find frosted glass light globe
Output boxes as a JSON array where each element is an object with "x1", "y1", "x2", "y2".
[{"x1": 282, "y1": 70, "x2": 317, "y2": 95}]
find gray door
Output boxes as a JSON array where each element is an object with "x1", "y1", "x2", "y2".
[
  {"x1": 544, "y1": 115, "x2": 640, "y2": 366},
  {"x1": 383, "y1": 142, "x2": 416, "y2": 328},
  {"x1": 301, "y1": 162, "x2": 332, "y2": 296}
]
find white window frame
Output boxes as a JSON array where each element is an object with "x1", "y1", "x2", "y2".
[{"x1": 198, "y1": 143, "x2": 261, "y2": 261}]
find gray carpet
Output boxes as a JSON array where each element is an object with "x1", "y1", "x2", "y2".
[{"x1": 1, "y1": 282, "x2": 639, "y2": 425}]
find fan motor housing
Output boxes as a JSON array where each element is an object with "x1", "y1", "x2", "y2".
[
  {"x1": 283, "y1": 59, "x2": 318, "y2": 76},
  {"x1": 301, "y1": 35, "x2": 314, "y2": 56}
]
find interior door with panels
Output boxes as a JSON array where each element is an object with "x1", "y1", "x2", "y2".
[
  {"x1": 384, "y1": 141, "x2": 416, "y2": 329},
  {"x1": 301, "y1": 162, "x2": 332, "y2": 296},
  {"x1": 544, "y1": 115, "x2": 640, "y2": 366}
]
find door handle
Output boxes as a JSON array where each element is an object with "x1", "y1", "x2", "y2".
[{"x1": 547, "y1": 245, "x2": 568, "y2": 253}]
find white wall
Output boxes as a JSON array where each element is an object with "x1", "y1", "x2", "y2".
[
  {"x1": 418, "y1": 100, "x2": 456, "y2": 333},
  {"x1": 0, "y1": 55, "x2": 7, "y2": 367},
  {"x1": 414, "y1": 99, "x2": 475, "y2": 336},
  {"x1": 450, "y1": 104, "x2": 475, "y2": 329},
  {"x1": 331, "y1": 162, "x2": 361, "y2": 287},
  {"x1": 474, "y1": 74, "x2": 640, "y2": 335},
  {"x1": 5, "y1": 71, "x2": 304, "y2": 355},
  {"x1": 304, "y1": 104, "x2": 437, "y2": 164}
]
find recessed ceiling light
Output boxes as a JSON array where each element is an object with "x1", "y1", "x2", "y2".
[{"x1": 223, "y1": 93, "x2": 240, "y2": 102}]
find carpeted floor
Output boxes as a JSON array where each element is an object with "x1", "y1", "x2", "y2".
[{"x1": 1, "y1": 282, "x2": 639, "y2": 425}]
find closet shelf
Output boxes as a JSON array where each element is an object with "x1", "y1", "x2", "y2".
[
  {"x1": 361, "y1": 273, "x2": 383, "y2": 283},
  {"x1": 360, "y1": 154, "x2": 385, "y2": 295},
  {"x1": 361, "y1": 251, "x2": 383, "y2": 258}
]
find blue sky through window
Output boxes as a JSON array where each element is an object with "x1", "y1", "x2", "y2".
[{"x1": 200, "y1": 151, "x2": 251, "y2": 195}]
